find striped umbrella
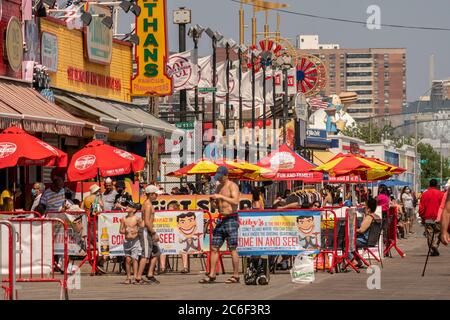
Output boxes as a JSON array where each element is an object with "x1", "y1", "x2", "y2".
[{"x1": 312, "y1": 153, "x2": 392, "y2": 180}]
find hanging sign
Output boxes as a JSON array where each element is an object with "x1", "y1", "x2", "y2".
[
  {"x1": 6, "y1": 17, "x2": 23, "y2": 72},
  {"x1": 132, "y1": 0, "x2": 172, "y2": 96}
]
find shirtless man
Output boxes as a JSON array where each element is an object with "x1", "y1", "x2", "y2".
[
  {"x1": 441, "y1": 191, "x2": 450, "y2": 246},
  {"x1": 119, "y1": 201, "x2": 143, "y2": 284},
  {"x1": 200, "y1": 166, "x2": 241, "y2": 284},
  {"x1": 135, "y1": 185, "x2": 161, "y2": 284}
]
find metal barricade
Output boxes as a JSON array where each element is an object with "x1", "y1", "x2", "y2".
[
  {"x1": 383, "y1": 207, "x2": 405, "y2": 258},
  {"x1": 0, "y1": 211, "x2": 42, "y2": 218},
  {"x1": 45, "y1": 211, "x2": 90, "y2": 274},
  {"x1": 317, "y1": 209, "x2": 338, "y2": 273},
  {"x1": 203, "y1": 211, "x2": 227, "y2": 275},
  {"x1": 5, "y1": 217, "x2": 69, "y2": 300},
  {"x1": 0, "y1": 220, "x2": 16, "y2": 300}
]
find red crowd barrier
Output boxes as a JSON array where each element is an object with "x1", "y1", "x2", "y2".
[
  {"x1": 0, "y1": 211, "x2": 42, "y2": 218},
  {"x1": 384, "y1": 207, "x2": 405, "y2": 258},
  {"x1": 1, "y1": 220, "x2": 16, "y2": 300},
  {"x1": 3, "y1": 217, "x2": 69, "y2": 300},
  {"x1": 317, "y1": 208, "x2": 338, "y2": 273}
]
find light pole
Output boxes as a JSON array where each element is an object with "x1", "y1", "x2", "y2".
[
  {"x1": 173, "y1": 7, "x2": 191, "y2": 123},
  {"x1": 414, "y1": 87, "x2": 433, "y2": 193},
  {"x1": 205, "y1": 29, "x2": 223, "y2": 131},
  {"x1": 187, "y1": 24, "x2": 205, "y2": 121}
]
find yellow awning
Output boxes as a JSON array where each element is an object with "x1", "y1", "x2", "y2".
[{"x1": 313, "y1": 150, "x2": 336, "y2": 166}]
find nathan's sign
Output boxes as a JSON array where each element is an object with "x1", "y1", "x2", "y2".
[
  {"x1": 131, "y1": 0, "x2": 171, "y2": 96},
  {"x1": 67, "y1": 67, "x2": 121, "y2": 91}
]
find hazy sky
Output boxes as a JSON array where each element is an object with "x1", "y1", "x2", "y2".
[{"x1": 119, "y1": 0, "x2": 450, "y2": 101}]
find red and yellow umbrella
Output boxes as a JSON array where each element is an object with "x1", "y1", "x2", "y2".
[
  {"x1": 312, "y1": 153, "x2": 392, "y2": 180},
  {"x1": 166, "y1": 159, "x2": 271, "y2": 178}
]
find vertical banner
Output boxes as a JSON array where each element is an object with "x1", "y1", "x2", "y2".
[
  {"x1": 167, "y1": 50, "x2": 199, "y2": 91},
  {"x1": 278, "y1": 119, "x2": 295, "y2": 149},
  {"x1": 237, "y1": 210, "x2": 321, "y2": 256},
  {"x1": 132, "y1": 0, "x2": 172, "y2": 96},
  {"x1": 287, "y1": 68, "x2": 297, "y2": 96}
]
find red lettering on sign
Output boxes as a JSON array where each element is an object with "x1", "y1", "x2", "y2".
[
  {"x1": 159, "y1": 233, "x2": 175, "y2": 244},
  {"x1": 111, "y1": 235, "x2": 124, "y2": 245},
  {"x1": 66, "y1": 66, "x2": 122, "y2": 91}
]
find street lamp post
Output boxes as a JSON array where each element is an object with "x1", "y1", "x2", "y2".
[
  {"x1": 188, "y1": 24, "x2": 204, "y2": 121},
  {"x1": 205, "y1": 29, "x2": 223, "y2": 131}
]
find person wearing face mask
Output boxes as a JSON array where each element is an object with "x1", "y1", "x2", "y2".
[
  {"x1": 401, "y1": 186, "x2": 414, "y2": 234},
  {"x1": 30, "y1": 182, "x2": 45, "y2": 211}
]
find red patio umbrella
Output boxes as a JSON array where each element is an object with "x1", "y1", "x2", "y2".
[
  {"x1": 67, "y1": 140, "x2": 144, "y2": 181},
  {"x1": 257, "y1": 144, "x2": 323, "y2": 182},
  {"x1": 0, "y1": 126, "x2": 68, "y2": 169}
]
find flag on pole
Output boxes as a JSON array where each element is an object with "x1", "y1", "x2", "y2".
[{"x1": 307, "y1": 97, "x2": 328, "y2": 109}]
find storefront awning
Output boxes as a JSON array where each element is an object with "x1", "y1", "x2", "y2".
[
  {"x1": 54, "y1": 92, "x2": 181, "y2": 138},
  {"x1": 0, "y1": 78, "x2": 84, "y2": 136}
]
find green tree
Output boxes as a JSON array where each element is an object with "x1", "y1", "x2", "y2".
[
  {"x1": 343, "y1": 122, "x2": 395, "y2": 144},
  {"x1": 418, "y1": 142, "x2": 450, "y2": 189}
]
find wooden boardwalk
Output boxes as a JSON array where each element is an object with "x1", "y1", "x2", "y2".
[{"x1": 13, "y1": 231, "x2": 450, "y2": 300}]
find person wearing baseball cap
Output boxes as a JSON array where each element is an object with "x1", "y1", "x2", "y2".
[
  {"x1": 135, "y1": 185, "x2": 161, "y2": 284},
  {"x1": 200, "y1": 166, "x2": 241, "y2": 284}
]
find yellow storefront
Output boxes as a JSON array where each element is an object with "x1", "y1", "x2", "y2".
[
  {"x1": 39, "y1": 15, "x2": 178, "y2": 142},
  {"x1": 40, "y1": 16, "x2": 132, "y2": 102}
]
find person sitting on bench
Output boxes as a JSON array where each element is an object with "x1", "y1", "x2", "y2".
[{"x1": 347, "y1": 198, "x2": 380, "y2": 268}]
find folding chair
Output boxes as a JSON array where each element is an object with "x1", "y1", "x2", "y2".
[{"x1": 362, "y1": 219, "x2": 383, "y2": 268}]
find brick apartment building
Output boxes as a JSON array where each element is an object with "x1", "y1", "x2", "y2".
[{"x1": 297, "y1": 35, "x2": 406, "y2": 121}]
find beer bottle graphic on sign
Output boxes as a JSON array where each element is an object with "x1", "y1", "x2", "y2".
[{"x1": 100, "y1": 227, "x2": 110, "y2": 256}]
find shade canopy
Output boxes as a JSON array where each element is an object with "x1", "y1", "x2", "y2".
[
  {"x1": 257, "y1": 144, "x2": 323, "y2": 182},
  {"x1": 312, "y1": 152, "x2": 394, "y2": 181},
  {"x1": 67, "y1": 140, "x2": 144, "y2": 181},
  {"x1": 0, "y1": 126, "x2": 68, "y2": 169},
  {"x1": 166, "y1": 158, "x2": 269, "y2": 178}
]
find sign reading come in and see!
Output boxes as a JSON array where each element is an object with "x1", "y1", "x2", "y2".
[
  {"x1": 132, "y1": 0, "x2": 172, "y2": 96},
  {"x1": 86, "y1": 4, "x2": 113, "y2": 65}
]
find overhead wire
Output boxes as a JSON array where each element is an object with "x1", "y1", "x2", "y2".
[{"x1": 230, "y1": 0, "x2": 450, "y2": 31}]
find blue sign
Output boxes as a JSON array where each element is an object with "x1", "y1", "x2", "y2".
[{"x1": 307, "y1": 129, "x2": 327, "y2": 139}]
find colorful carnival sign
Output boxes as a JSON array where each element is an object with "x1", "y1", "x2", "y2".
[
  {"x1": 132, "y1": 0, "x2": 172, "y2": 96},
  {"x1": 237, "y1": 210, "x2": 321, "y2": 256},
  {"x1": 154, "y1": 210, "x2": 203, "y2": 254},
  {"x1": 47, "y1": 212, "x2": 88, "y2": 256}
]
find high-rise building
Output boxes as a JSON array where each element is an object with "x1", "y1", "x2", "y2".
[{"x1": 296, "y1": 35, "x2": 406, "y2": 120}]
